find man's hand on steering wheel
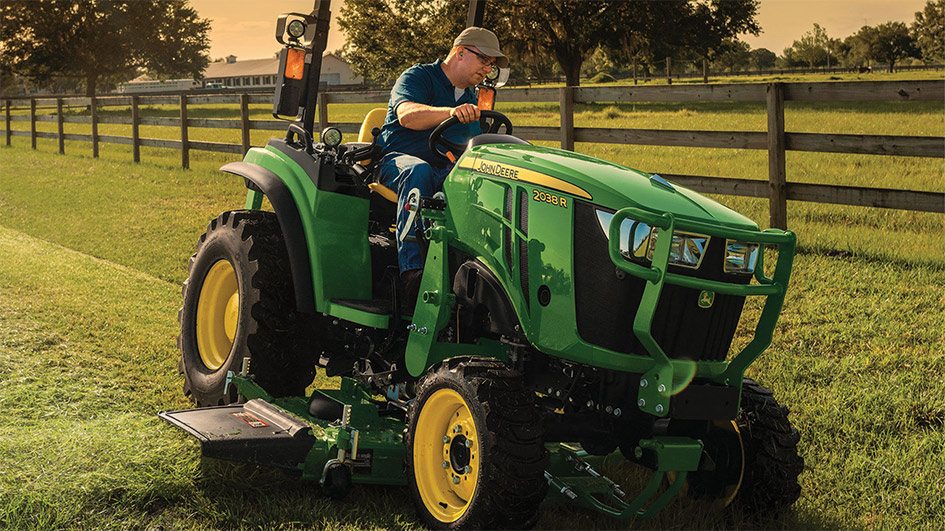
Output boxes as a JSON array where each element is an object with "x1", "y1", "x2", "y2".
[
  {"x1": 450, "y1": 103, "x2": 480, "y2": 124},
  {"x1": 428, "y1": 109, "x2": 513, "y2": 164}
]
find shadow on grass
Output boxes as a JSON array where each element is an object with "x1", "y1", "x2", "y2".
[
  {"x1": 796, "y1": 243, "x2": 945, "y2": 272},
  {"x1": 187, "y1": 456, "x2": 843, "y2": 530}
]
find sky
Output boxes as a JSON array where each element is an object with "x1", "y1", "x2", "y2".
[{"x1": 192, "y1": 0, "x2": 929, "y2": 61}]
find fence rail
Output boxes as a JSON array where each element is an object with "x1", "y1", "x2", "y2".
[{"x1": 3, "y1": 80, "x2": 943, "y2": 226}]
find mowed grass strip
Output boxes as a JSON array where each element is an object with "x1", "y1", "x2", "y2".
[{"x1": 0, "y1": 225, "x2": 417, "y2": 530}]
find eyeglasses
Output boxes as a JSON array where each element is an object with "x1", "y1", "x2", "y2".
[{"x1": 463, "y1": 47, "x2": 496, "y2": 70}]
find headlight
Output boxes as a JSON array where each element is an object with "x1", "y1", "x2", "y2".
[
  {"x1": 645, "y1": 228, "x2": 709, "y2": 269},
  {"x1": 596, "y1": 210, "x2": 709, "y2": 270},
  {"x1": 287, "y1": 20, "x2": 307, "y2": 39},
  {"x1": 724, "y1": 240, "x2": 759, "y2": 274}
]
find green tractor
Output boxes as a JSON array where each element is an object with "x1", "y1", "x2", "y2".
[{"x1": 161, "y1": 1, "x2": 803, "y2": 527}]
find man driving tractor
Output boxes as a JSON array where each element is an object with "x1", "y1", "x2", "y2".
[{"x1": 376, "y1": 26, "x2": 508, "y2": 312}]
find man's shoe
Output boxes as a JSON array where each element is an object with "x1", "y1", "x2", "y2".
[{"x1": 400, "y1": 269, "x2": 423, "y2": 316}]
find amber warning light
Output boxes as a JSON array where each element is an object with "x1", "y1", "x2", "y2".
[
  {"x1": 284, "y1": 48, "x2": 306, "y2": 80},
  {"x1": 477, "y1": 87, "x2": 495, "y2": 111}
]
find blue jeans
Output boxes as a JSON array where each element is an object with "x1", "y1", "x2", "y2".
[{"x1": 378, "y1": 152, "x2": 453, "y2": 272}]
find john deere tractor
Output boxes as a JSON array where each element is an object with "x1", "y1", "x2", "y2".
[{"x1": 161, "y1": 1, "x2": 803, "y2": 528}]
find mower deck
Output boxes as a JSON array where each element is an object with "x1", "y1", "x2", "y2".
[{"x1": 161, "y1": 373, "x2": 705, "y2": 518}]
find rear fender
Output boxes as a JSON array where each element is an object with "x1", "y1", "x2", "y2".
[{"x1": 220, "y1": 161, "x2": 315, "y2": 314}]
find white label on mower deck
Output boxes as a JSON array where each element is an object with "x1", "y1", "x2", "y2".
[{"x1": 232, "y1": 412, "x2": 269, "y2": 428}]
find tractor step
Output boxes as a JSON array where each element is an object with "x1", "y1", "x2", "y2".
[
  {"x1": 328, "y1": 298, "x2": 391, "y2": 328},
  {"x1": 159, "y1": 399, "x2": 316, "y2": 471}
]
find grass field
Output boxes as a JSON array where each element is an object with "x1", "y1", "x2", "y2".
[{"x1": 0, "y1": 80, "x2": 943, "y2": 529}]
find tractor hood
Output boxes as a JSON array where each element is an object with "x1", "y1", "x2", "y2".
[{"x1": 463, "y1": 143, "x2": 758, "y2": 232}]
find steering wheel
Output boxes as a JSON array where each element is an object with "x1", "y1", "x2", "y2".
[{"x1": 428, "y1": 110, "x2": 513, "y2": 163}]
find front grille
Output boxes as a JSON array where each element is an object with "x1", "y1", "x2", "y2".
[{"x1": 573, "y1": 201, "x2": 748, "y2": 362}]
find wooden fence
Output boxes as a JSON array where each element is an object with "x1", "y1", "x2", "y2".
[{"x1": 3, "y1": 80, "x2": 943, "y2": 229}]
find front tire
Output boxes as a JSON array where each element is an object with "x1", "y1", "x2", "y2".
[
  {"x1": 405, "y1": 359, "x2": 548, "y2": 529},
  {"x1": 685, "y1": 379, "x2": 804, "y2": 515},
  {"x1": 178, "y1": 210, "x2": 317, "y2": 406}
]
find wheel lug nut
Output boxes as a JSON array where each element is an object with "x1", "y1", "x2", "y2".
[
  {"x1": 464, "y1": 465, "x2": 471, "y2": 474},
  {"x1": 443, "y1": 436, "x2": 450, "y2": 444},
  {"x1": 464, "y1": 439, "x2": 472, "y2": 448},
  {"x1": 452, "y1": 475, "x2": 460, "y2": 484},
  {"x1": 453, "y1": 425, "x2": 462, "y2": 433},
  {"x1": 442, "y1": 461, "x2": 449, "y2": 468}
]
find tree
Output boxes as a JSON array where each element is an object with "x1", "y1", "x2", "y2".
[
  {"x1": 854, "y1": 22, "x2": 918, "y2": 73},
  {"x1": 789, "y1": 23, "x2": 830, "y2": 68},
  {"x1": 843, "y1": 33, "x2": 872, "y2": 68},
  {"x1": 338, "y1": 0, "x2": 466, "y2": 87},
  {"x1": 492, "y1": 1, "x2": 628, "y2": 87},
  {"x1": 912, "y1": 0, "x2": 945, "y2": 63},
  {"x1": 682, "y1": 0, "x2": 760, "y2": 82},
  {"x1": 0, "y1": 1, "x2": 210, "y2": 97},
  {"x1": 711, "y1": 39, "x2": 751, "y2": 73},
  {"x1": 748, "y1": 48, "x2": 777, "y2": 70}
]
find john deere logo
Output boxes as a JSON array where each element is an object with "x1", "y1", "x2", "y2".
[{"x1": 698, "y1": 290, "x2": 715, "y2": 308}]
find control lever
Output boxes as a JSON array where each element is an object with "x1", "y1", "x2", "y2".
[{"x1": 344, "y1": 127, "x2": 381, "y2": 165}]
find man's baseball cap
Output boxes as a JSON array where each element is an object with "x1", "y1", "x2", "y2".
[{"x1": 453, "y1": 27, "x2": 508, "y2": 68}]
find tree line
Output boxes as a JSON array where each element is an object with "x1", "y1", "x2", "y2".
[
  {"x1": 1, "y1": 0, "x2": 942, "y2": 98},
  {"x1": 340, "y1": 0, "x2": 944, "y2": 86},
  {"x1": 779, "y1": 1, "x2": 942, "y2": 73}
]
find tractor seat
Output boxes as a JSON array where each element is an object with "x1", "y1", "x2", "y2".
[
  {"x1": 468, "y1": 133, "x2": 530, "y2": 148},
  {"x1": 348, "y1": 108, "x2": 398, "y2": 204}
]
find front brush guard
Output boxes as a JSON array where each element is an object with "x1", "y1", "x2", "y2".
[
  {"x1": 545, "y1": 438, "x2": 703, "y2": 519},
  {"x1": 607, "y1": 207, "x2": 796, "y2": 417}
]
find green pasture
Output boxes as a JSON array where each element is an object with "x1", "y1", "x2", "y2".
[{"x1": 0, "y1": 90, "x2": 943, "y2": 529}]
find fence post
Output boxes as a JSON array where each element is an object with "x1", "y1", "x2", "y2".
[
  {"x1": 317, "y1": 92, "x2": 328, "y2": 133},
  {"x1": 766, "y1": 82, "x2": 787, "y2": 229},
  {"x1": 131, "y1": 95, "x2": 140, "y2": 163},
  {"x1": 180, "y1": 95, "x2": 189, "y2": 169},
  {"x1": 666, "y1": 57, "x2": 672, "y2": 85},
  {"x1": 5, "y1": 100, "x2": 10, "y2": 146},
  {"x1": 239, "y1": 93, "x2": 250, "y2": 154},
  {"x1": 559, "y1": 86, "x2": 574, "y2": 151},
  {"x1": 56, "y1": 98, "x2": 65, "y2": 154},
  {"x1": 29, "y1": 98, "x2": 36, "y2": 149},
  {"x1": 91, "y1": 96, "x2": 99, "y2": 158}
]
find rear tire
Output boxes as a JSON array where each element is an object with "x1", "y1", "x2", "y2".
[
  {"x1": 405, "y1": 359, "x2": 548, "y2": 529},
  {"x1": 178, "y1": 210, "x2": 318, "y2": 406}
]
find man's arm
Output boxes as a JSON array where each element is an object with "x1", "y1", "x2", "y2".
[{"x1": 397, "y1": 102, "x2": 480, "y2": 130}]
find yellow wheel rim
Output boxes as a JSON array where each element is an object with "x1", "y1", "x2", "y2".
[
  {"x1": 195, "y1": 259, "x2": 239, "y2": 371},
  {"x1": 413, "y1": 388, "x2": 480, "y2": 523},
  {"x1": 717, "y1": 420, "x2": 745, "y2": 507}
]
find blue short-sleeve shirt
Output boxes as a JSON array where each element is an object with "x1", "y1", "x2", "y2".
[{"x1": 378, "y1": 59, "x2": 480, "y2": 165}]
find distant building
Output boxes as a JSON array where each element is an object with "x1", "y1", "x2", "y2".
[
  {"x1": 117, "y1": 75, "x2": 202, "y2": 94},
  {"x1": 202, "y1": 53, "x2": 363, "y2": 89}
]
